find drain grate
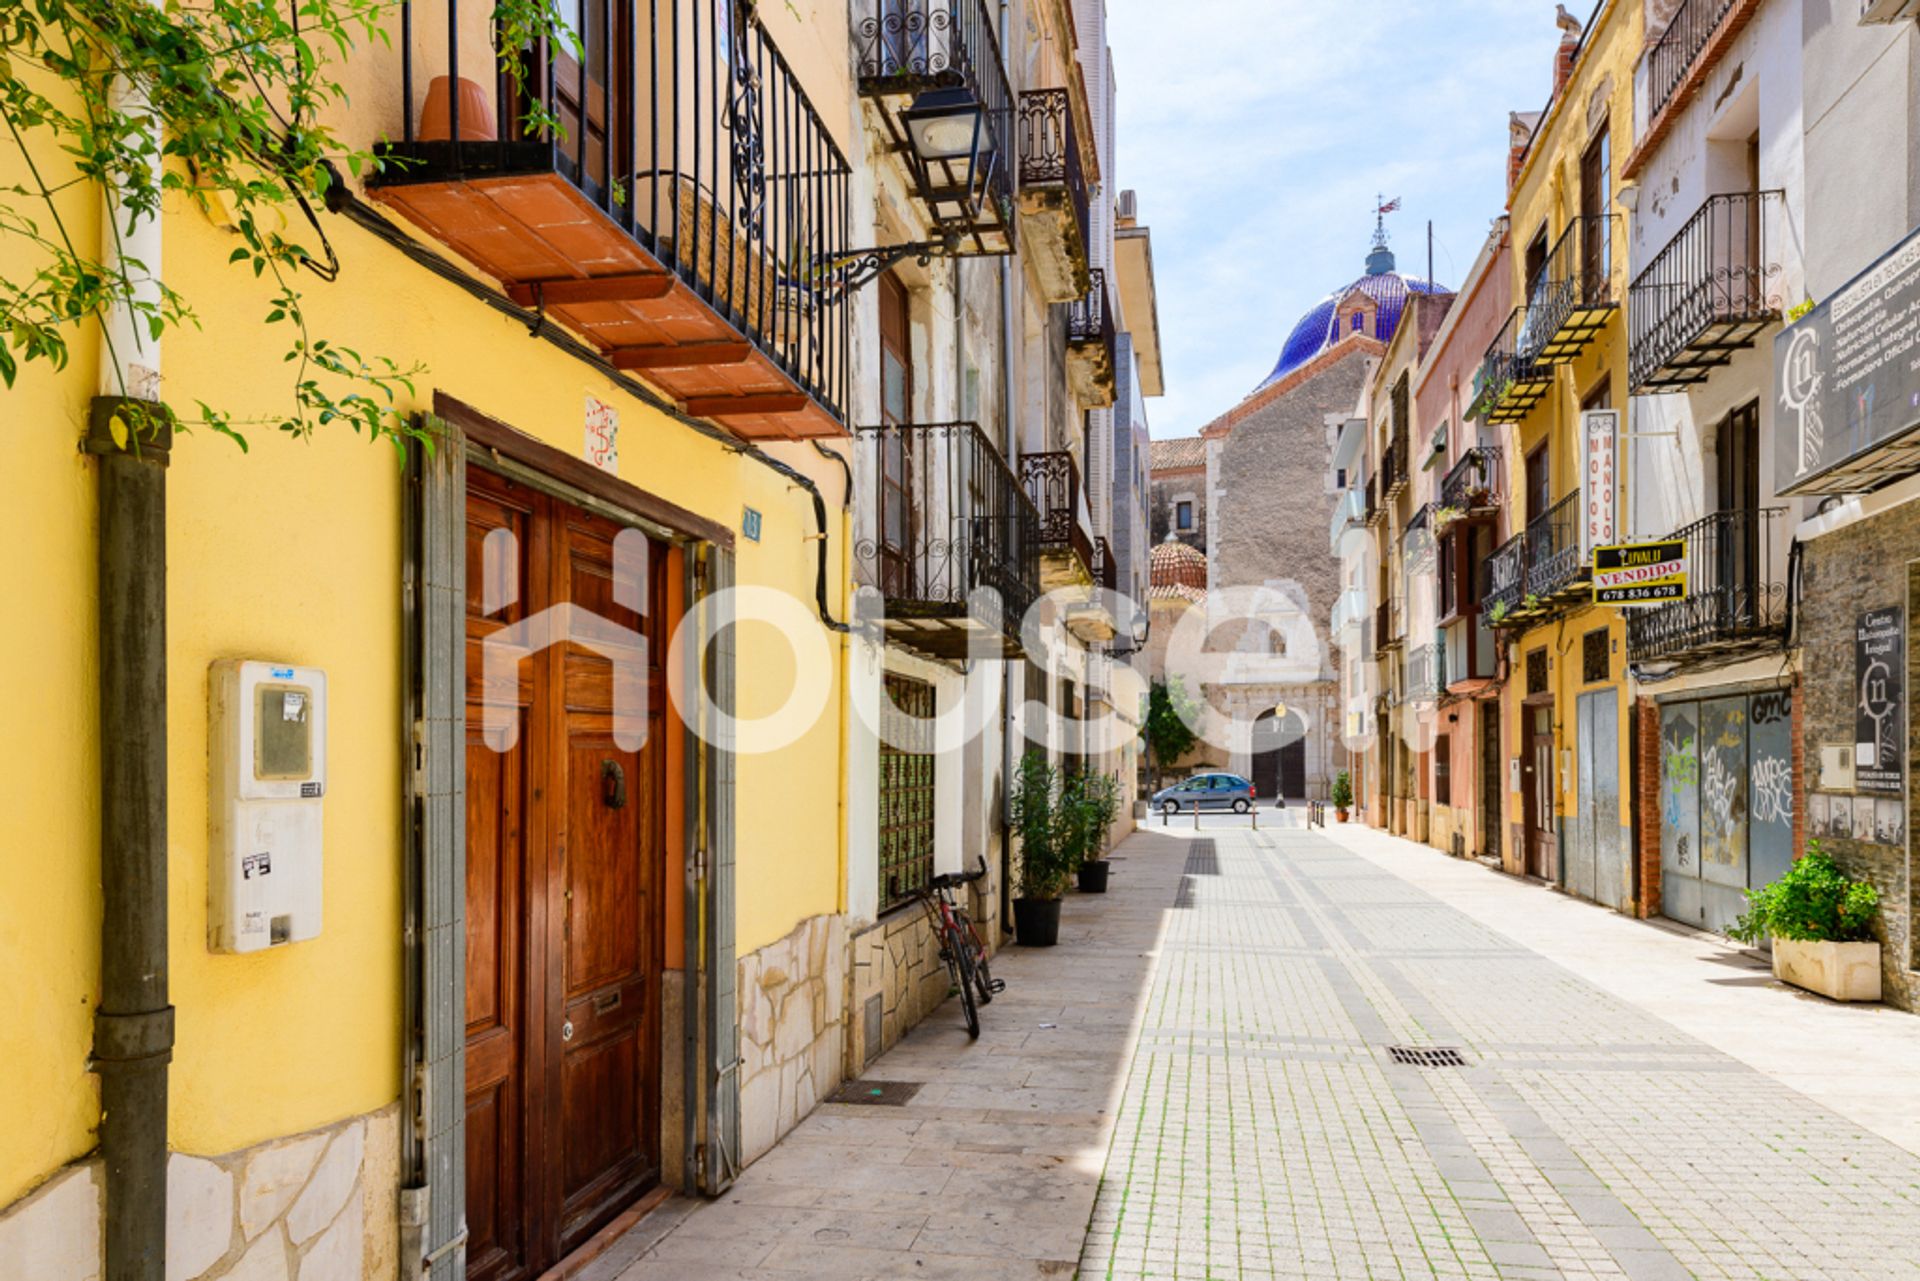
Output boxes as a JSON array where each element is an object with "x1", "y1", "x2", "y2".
[
  {"x1": 828, "y1": 1079, "x2": 923, "y2": 1106},
  {"x1": 1386, "y1": 1044, "x2": 1468, "y2": 1069}
]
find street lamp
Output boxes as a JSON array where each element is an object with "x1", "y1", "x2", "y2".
[
  {"x1": 1130, "y1": 611, "x2": 1149, "y2": 647},
  {"x1": 901, "y1": 87, "x2": 986, "y2": 163}
]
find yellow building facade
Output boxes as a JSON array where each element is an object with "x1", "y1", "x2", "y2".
[{"x1": 1485, "y1": 0, "x2": 1641, "y2": 906}]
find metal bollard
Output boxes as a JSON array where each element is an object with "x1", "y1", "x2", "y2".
[
  {"x1": 1192, "y1": 799, "x2": 1200, "y2": 830},
  {"x1": 1251, "y1": 804, "x2": 1258, "y2": 831}
]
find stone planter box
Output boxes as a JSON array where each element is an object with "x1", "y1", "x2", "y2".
[{"x1": 1771, "y1": 936, "x2": 1882, "y2": 1002}]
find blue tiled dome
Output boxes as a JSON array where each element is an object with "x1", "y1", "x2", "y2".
[{"x1": 1258, "y1": 246, "x2": 1447, "y2": 390}]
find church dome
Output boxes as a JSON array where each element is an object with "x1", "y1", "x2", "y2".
[
  {"x1": 1151, "y1": 536, "x2": 1207, "y2": 590},
  {"x1": 1257, "y1": 242, "x2": 1447, "y2": 391}
]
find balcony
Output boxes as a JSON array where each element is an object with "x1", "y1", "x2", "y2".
[
  {"x1": 1021, "y1": 450, "x2": 1096, "y2": 591},
  {"x1": 1066, "y1": 269, "x2": 1118, "y2": 408},
  {"x1": 1627, "y1": 508, "x2": 1789, "y2": 666},
  {"x1": 1065, "y1": 535, "x2": 1119, "y2": 642},
  {"x1": 854, "y1": 422, "x2": 1039, "y2": 659},
  {"x1": 854, "y1": 0, "x2": 1015, "y2": 255},
  {"x1": 1329, "y1": 488, "x2": 1366, "y2": 554},
  {"x1": 1648, "y1": 0, "x2": 1741, "y2": 121},
  {"x1": 1476, "y1": 308, "x2": 1551, "y2": 425},
  {"x1": 1490, "y1": 490, "x2": 1587, "y2": 627},
  {"x1": 1485, "y1": 532, "x2": 1528, "y2": 625},
  {"x1": 1403, "y1": 641, "x2": 1444, "y2": 705},
  {"x1": 1015, "y1": 88, "x2": 1092, "y2": 303},
  {"x1": 1528, "y1": 214, "x2": 1619, "y2": 364},
  {"x1": 1092, "y1": 535, "x2": 1119, "y2": 594},
  {"x1": 1382, "y1": 432, "x2": 1409, "y2": 500},
  {"x1": 1629, "y1": 192, "x2": 1785, "y2": 392},
  {"x1": 1439, "y1": 445, "x2": 1503, "y2": 514},
  {"x1": 1363, "y1": 473, "x2": 1383, "y2": 526},
  {"x1": 373, "y1": 1, "x2": 852, "y2": 441}
]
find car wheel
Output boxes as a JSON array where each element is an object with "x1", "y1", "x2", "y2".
[
  {"x1": 1233, "y1": 798, "x2": 1251, "y2": 814},
  {"x1": 1161, "y1": 800, "x2": 1179, "y2": 816}
]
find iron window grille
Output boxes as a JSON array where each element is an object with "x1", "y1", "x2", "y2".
[
  {"x1": 1629, "y1": 191, "x2": 1785, "y2": 392},
  {"x1": 381, "y1": 0, "x2": 854, "y2": 422},
  {"x1": 1526, "y1": 648, "x2": 1549, "y2": 696},
  {"x1": 879, "y1": 673, "x2": 937, "y2": 912},
  {"x1": 1582, "y1": 628, "x2": 1611, "y2": 684}
]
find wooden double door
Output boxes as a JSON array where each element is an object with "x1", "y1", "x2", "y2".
[{"x1": 464, "y1": 467, "x2": 668, "y2": 1281}]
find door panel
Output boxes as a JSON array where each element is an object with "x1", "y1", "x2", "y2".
[
  {"x1": 465, "y1": 470, "x2": 665, "y2": 1279},
  {"x1": 1578, "y1": 691, "x2": 1627, "y2": 911},
  {"x1": 1523, "y1": 706, "x2": 1557, "y2": 880},
  {"x1": 1748, "y1": 691, "x2": 1795, "y2": 889},
  {"x1": 1698, "y1": 697, "x2": 1751, "y2": 935}
]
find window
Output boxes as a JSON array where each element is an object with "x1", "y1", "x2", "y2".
[
  {"x1": 1351, "y1": 311, "x2": 1364, "y2": 332},
  {"x1": 878, "y1": 673, "x2": 936, "y2": 912},
  {"x1": 1526, "y1": 648, "x2": 1549, "y2": 696},
  {"x1": 1526, "y1": 443, "x2": 1550, "y2": 523},
  {"x1": 1582, "y1": 629, "x2": 1610, "y2": 684},
  {"x1": 1435, "y1": 735, "x2": 1452, "y2": 806},
  {"x1": 1176, "y1": 500, "x2": 1193, "y2": 530},
  {"x1": 878, "y1": 275, "x2": 916, "y2": 596}
]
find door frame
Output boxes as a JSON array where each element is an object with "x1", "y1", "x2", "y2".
[{"x1": 404, "y1": 394, "x2": 739, "y2": 1281}]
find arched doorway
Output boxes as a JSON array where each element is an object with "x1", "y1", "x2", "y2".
[{"x1": 1251, "y1": 708, "x2": 1308, "y2": 801}]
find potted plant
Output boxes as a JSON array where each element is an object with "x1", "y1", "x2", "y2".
[
  {"x1": 1075, "y1": 773, "x2": 1121, "y2": 893},
  {"x1": 1010, "y1": 752, "x2": 1076, "y2": 946},
  {"x1": 1330, "y1": 770, "x2": 1353, "y2": 823},
  {"x1": 1729, "y1": 842, "x2": 1883, "y2": 1002}
]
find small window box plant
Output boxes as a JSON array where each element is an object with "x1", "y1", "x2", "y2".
[{"x1": 1728, "y1": 842, "x2": 1882, "y2": 1002}]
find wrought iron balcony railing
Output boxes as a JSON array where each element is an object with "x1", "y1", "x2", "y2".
[
  {"x1": 1383, "y1": 429, "x2": 1410, "y2": 500},
  {"x1": 1065, "y1": 268, "x2": 1118, "y2": 407},
  {"x1": 1092, "y1": 535, "x2": 1118, "y2": 593},
  {"x1": 1485, "y1": 531, "x2": 1528, "y2": 624},
  {"x1": 853, "y1": 0, "x2": 1014, "y2": 254},
  {"x1": 1647, "y1": 0, "x2": 1740, "y2": 121},
  {"x1": 1629, "y1": 191, "x2": 1785, "y2": 392},
  {"x1": 1017, "y1": 88, "x2": 1090, "y2": 267},
  {"x1": 854, "y1": 422, "x2": 1038, "y2": 657},
  {"x1": 1021, "y1": 450, "x2": 1096, "y2": 574},
  {"x1": 1528, "y1": 214, "x2": 1618, "y2": 364},
  {"x1": 1364, "y1": 473, "x2": 1382, "y2": 525},
  {"x1": 1522, "y1": 489, "x2": 1586, "y2": 605},
  {"x1": 1403, "y1": 641, "x2": 1444, "y2": 704},
  {"x1": 1440, "y1": 445, "x2": 1503, "y2": 513},
  {"x1": 1478, "y1": 307, "x2": 1551, "y2": 424},
  {"x1": 1627, "y1": 508, "x2": 1789, "y2": 665},
  {"x1": 376, "y1": 0, "x2": 852, "y2": 439}
]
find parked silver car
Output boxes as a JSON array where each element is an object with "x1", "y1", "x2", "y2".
[{"x1": 1151, "y1": 772, "x2": 1258, "y2": 815}]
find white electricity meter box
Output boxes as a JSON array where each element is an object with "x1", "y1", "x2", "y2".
[{"x1": 209, "y1": 660, "x2": 327, "y2": 953}]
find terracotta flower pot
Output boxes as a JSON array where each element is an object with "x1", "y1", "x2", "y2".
[{"x1": 418, "y1": 75, "x2": 498, "y2": 143}]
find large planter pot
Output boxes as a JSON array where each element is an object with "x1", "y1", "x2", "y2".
[
  {"x1": 1013, "y1": 897, "x2": 1062, "y2": 947},
  {"x1": 1771, "y1": 936, "x2": 1882, "y2": 1002},
  {"x1": 1076, "y1": 859, "x2": 1110, "y2": 894},
  {"x1": 1336, "y1": 808, "x2": 1349, "y2": 823}
]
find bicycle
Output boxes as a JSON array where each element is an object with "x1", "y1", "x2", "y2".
[{"x1": 917, "y1": 858, "x2": 1005, "y2": 1039}]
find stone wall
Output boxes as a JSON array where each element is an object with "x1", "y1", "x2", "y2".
[
  {"x1": 0, "y1": 1106, "x2": 399, "y2": 1281},
  {"x1": 1799, "y1": 500, "x2": 1920, "y2": 1011},
  {"x1": 847, "y1": 907, "x2": 951, "y2": 1078},
  {"x1": 736, "y1": 914, "x2": 849, "y2": 1168}
]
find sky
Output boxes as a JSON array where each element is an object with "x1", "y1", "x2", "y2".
[{"x1": 1106, "y1": 0, "x2": 1569, "y2": 438}]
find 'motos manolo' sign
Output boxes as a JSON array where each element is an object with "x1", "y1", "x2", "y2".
[
  {"x1": 1592, "y1": 539, "x2": 1686, "y2": 604},
  {"x1": 1776, "y1": 223, "x2": 1920, "y2": 495}
]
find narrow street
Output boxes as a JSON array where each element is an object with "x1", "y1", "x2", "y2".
[{"x1": 595, "y1": 824, "x2": 1920, "y2": 1281}]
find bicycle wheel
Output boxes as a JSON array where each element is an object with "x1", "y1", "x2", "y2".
[
  {"x1": 971, "y1": 940, "x2": 996, "y2": 1008},
  {"x1": 948, "y1": 922, "x2": 981, "y2": 1039}
]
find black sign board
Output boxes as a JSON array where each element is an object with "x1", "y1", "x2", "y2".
[
  {"x1": 1855, "y1": 607, "x2": 1905, "y2": 797},
  {"x1": 1592, "y1": 539, "x2": 1687, "y2": 604},
  {"x1": 1775, "y1": 224, "x2": 1920, "y2": 495}
]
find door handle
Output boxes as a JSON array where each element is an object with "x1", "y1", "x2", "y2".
[
  {"x1": 561, "y1": 1019, "x2": 574, "y2": 1042},
  {"x1": 602, "y1": 759, "x2": 626, "y2": 810}
]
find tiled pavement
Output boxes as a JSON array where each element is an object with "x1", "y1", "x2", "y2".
[{"x1": 597, "y1": 822, "x2": 1920, "y2": 1280}]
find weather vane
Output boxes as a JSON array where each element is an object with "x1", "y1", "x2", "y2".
[{"x1": 1373, "y1": 194, "x2": 1401, "y2": 250}]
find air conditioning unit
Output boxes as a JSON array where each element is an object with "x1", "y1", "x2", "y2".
[{"x1": 1861, "y1": 0, "x2": 1920, "y2": 25}]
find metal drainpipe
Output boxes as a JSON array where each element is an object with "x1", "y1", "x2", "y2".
[
  {"x1": 997, "y1": 0, "x2": 1016, "y2": 938},
  {"x1": 86, "y1": 400, "x2": 173, "y2": 1281},
  {"x1": 90, "y1": 6, "x2": 171, "y2": 1271}
]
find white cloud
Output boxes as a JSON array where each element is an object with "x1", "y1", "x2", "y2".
[{"x1": 1109, "y1": 0, "x2": 1562, "y2": 434}]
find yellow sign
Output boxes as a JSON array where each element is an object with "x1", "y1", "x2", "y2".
[{"x1": 1592, "y1": 539, "x2": 1687, "y2": 604}]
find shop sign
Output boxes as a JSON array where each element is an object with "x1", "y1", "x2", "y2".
[
  {"x1": 1582, "y1": 409, "x2": 1618, "y2": 555},
  {"x1": 1776, "y1": 222, "x2": 1920, "y2": 495},
  {"x1": 584, "y1": 395, "x2": 620, "y2": 472},
  {"x1": 1855, "y1": 607, "x2": 1906, "y2": 796},
  {"x1": 1592, "y1": 539, "x2": 1687, "y2": 604}
]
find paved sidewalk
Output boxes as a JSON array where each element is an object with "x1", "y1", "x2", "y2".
[
  {"x1": 585, "y1": 828, "x2": 1190, "y2": 1281},
  {"x1": 1080, "y1": 827, "x2": 1920, "y2": 1281}
]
